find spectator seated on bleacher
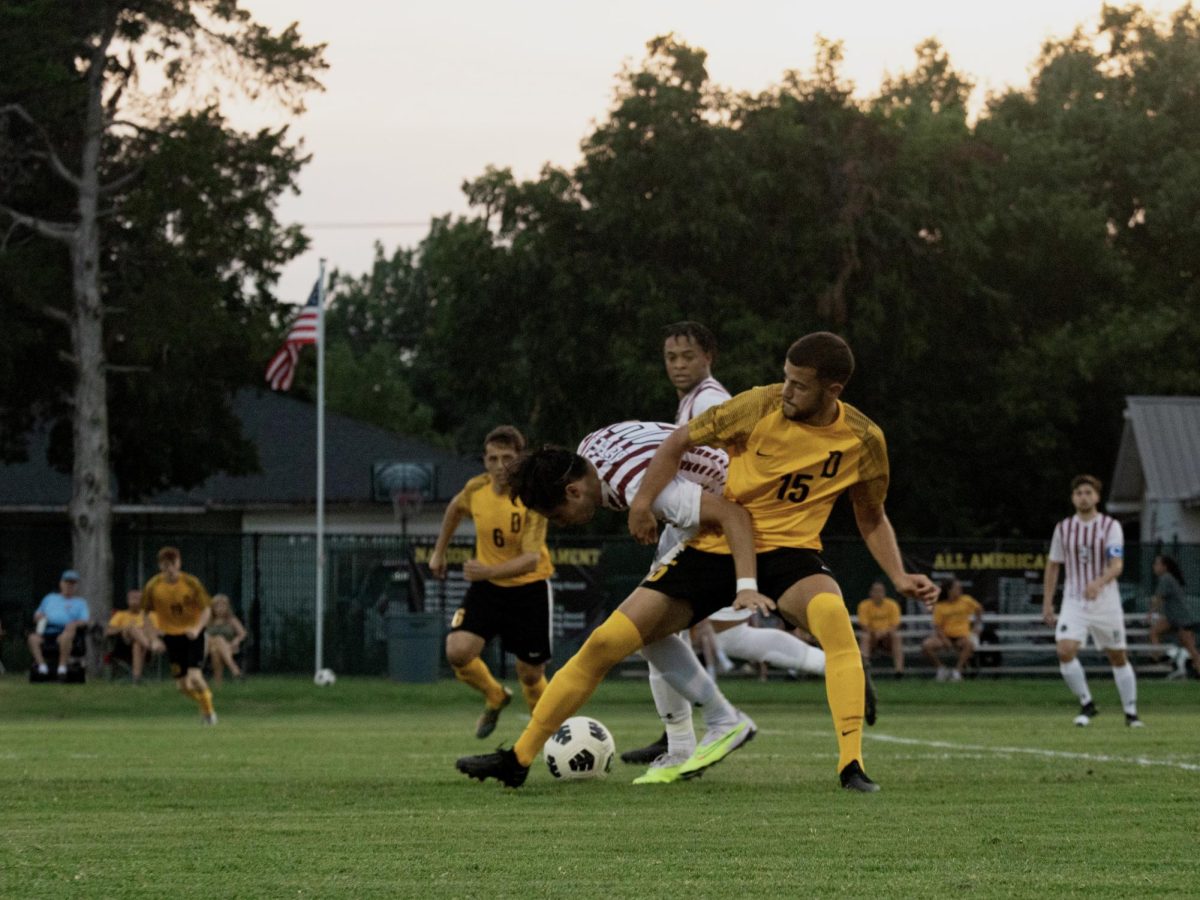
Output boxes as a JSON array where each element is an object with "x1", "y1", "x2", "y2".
[
  {"x1": 105, "y1": 588, "x2": 164, "y2": 683},
  {"x1": 205, "y1": 594, "x2": 248, "y2": 685},
  {"x1": 856, "y1": 580, "x2": 905, "y2": 678},
  {"x1": 28, "y1": 569, "x2": 91, "y2": 682},
  {"x1": 922, "y1": 578, "x2": 983, "y2": 682}
]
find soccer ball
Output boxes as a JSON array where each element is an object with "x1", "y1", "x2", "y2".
[
  {"x1": 543, "y1": 716, "x2": 615, "y2": 780},
  {"x1": 313, "y1": 668, "x2": 337, "y2": 686}
]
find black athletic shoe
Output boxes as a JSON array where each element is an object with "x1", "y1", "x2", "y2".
[
  {"x1": 1125, "y1": 713, "x2": 1146, "y2": 728},
  {"x1": 455, "y1": 747, "x2": 529, "y2": 788},
  {"x1": 839, "y1": 760, "x2": 880, "y2": 793},
  {"x1": 1074, "y1": 700, "x2": 1098, "y2": 727},
  {"x1": 620, "y1": 730, "x2": 669, "y2": 765},
  {"x1": 474, "y1": 687, "x2": 513, "y2": 739},
  {"x1": 864, "y1": 667, "x2": 878, "y2": 727}
]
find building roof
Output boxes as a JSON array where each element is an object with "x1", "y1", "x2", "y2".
[
  {"x1": 1109, "y1": 396, "x2": 1200, "y2": 513},
  {"x1": 0, "y1": 390, "x2": 479, "y2": 511}
]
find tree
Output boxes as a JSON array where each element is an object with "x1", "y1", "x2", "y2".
[{"x1": 0, "y1": 1, "x2": 326, "y2": 618}]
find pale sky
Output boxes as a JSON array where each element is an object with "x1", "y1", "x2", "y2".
[{"x1": 236, "y1": 0, "x2": 1179, "y2": 304}]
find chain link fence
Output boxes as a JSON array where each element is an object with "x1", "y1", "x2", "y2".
[{"x1": 2, "y1": 525, "x2": 1198, "y2": 675}]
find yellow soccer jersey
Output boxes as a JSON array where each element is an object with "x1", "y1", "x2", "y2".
[
  {"x1": 141, "y1": 573, "x2": 212, "y2": 636},
  {"x1": 457, "y1": 473, "x2": 554, "y2": 587},
  {"x1": 857, "y1": 597, "x2": 901, "y2": 633},
  {"x1": 933, "y1": 595, "x2": 981, "y2": 639},
  {"x1": 688, "y1": 385, "x2": 889, "y2": 553},
  {"x1": 109, "y1": 609, "x2": 145, "y2": 630}
]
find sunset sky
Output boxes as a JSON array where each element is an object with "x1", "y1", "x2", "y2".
[{"x1": 235, "y1": 1, "x2": 1179, "y2": 302}]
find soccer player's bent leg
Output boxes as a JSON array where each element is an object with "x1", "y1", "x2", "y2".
[
  {"x1": 447, "y1": 632, "x2": 509, "y2": 707},
  {"x1": 716, "y1": 623, "x2": 825, "y2": 675},
  {"x1": 515, "y1": 660, "x2": 547, "y2": 711},
  {"x1": 780, "y1": 578, "x2": 875, "y2": 790},
  {"x1": 511, "y1": 609, "x2": 646, "y2": 766},
  {"x1": 647, "y1": 662, "x2": 695, "y2": 754}
]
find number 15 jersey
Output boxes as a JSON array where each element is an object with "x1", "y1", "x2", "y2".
[
  {"x1": 686, "y1": 385, "x2": 890, "y2": 554},
  {"x1": 456, "y1": 473, "x2": 554, "y2": 587}
]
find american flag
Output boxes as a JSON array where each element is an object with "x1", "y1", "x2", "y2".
[{"x1": 265, "y1": 279, "x2": 321, "y2": 391}]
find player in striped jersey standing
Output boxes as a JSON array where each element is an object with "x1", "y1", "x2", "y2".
[{"x1": 1042, "y1": 475, "x2": 1144, "y2": 727}]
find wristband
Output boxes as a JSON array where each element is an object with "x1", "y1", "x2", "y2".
[{"x1": 735, "y1": 578, "x2": 759, "y2": 594}]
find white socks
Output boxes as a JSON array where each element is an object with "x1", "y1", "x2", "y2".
[
  {"x1": 647, "y1": 665, "x2": 696, "y2": 757},
  {"x1": 716, "y1": 624, "x2": 826, "y2": 674},
  {"x1": 1059, "y1": 658, "x2": 1092, "y2": 705},
  {"x1": 1112, "y1": 663, "x2": 1138, "y2": 716},
  {"x1": 640, "y1": 633, "x2": 737, "y2": 730}
]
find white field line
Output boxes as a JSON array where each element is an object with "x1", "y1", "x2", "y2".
[{"x1": 864, "y1": 731, "x2": 1200, "y2": 773}]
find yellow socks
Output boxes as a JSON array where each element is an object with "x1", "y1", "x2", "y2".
[
  {"x1": 514, "y1": 611, "x2": 643, "y2": 766},
  {"x1": 806, "y1": 592, "x2": 865, "y2": 772},
  {"x1": 453, "y1": 657, "x2": 508, "y2": 708},
  {"x1": 521, "y1": 675, "x2": 547, "y2": 711},
  {"x1": 183, "y1": 686, "x2": 215, "y2": 716}
]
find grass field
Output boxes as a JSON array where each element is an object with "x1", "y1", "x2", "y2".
[{"x1": 1, "y1": 673, "x2": 1197, "y2": 899}]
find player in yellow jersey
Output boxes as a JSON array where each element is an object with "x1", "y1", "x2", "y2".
[
  {"x1": 625, "y1": 332, "x2": 938, "y2": 792},
  {"x1": 857, "y1": 580, "x2": 904, "y2": 678},
  {"x1": 430, "y1": 426, "x2": 556, "y2": 739},
  {"x1": 141, "y1": 547, "x2": 218, "y2": 724}
]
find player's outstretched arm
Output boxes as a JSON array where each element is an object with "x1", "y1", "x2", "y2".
[
  {"x1": 696, "y1": 492, "x2": 774, "y2": 615},
  {"x1": 628, "y1": 424, "x2": 691, "y2": 545},
  {"x1": 852, "y1": 496, "x2": 937, "y2": 607}
]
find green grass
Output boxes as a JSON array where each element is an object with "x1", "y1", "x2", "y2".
[{"x1": 1, "y1": 674, "x2": 1197, "y2": 898}]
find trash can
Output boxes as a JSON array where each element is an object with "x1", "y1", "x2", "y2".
[{"x1": 386, "y1": 611, "x2": 441, "y2": 683}]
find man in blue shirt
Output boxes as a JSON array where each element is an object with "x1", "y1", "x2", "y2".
[{"x1": 28, "y1": 570, "x2": 90, "y2": 678}]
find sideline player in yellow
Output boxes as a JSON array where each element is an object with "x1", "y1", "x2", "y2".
[
  {"x1": 857, "y1": 580, "x2": 904, "y2": 678},
  {"x1": 627, "y1": 331, "x2": 937, "y2": 791},
  {"x1": 141, "y1": 546, "x2": 217, "y2": 724},
  {"x1": 429, "y1": 425, "x2": 555, "y2": 739}
]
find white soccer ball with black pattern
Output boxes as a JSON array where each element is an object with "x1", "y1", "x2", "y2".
[
  {"x1": 313, "y1": 668, "x2": 336, "y2": 686},
  {"x1": 543, "y1": 716, "x2": 615, "y2": 780}
]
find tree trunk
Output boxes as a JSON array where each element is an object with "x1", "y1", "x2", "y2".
[{"x1": 68, "y1": 40, "x2": 113, "y2": 654}]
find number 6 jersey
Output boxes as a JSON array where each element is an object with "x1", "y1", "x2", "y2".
[
  {"x1": 457, "y1": 474, "x2": 554, "y2": 587},
  {"x1": 686, "y1": 384, "x2": 890, "y2": 554}
]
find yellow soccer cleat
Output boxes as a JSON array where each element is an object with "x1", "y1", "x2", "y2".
[
  {"x1": 631, "y1": 752, "x2": 693, "y2": 785},
  {"x1": 676, "y1": 712, "x2": 756, "y2": 779}
]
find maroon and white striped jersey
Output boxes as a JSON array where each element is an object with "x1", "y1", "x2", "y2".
[
  {"x1": 675, "y1": 376, "x2": 731, "y2": 425},
  {"x1": 577, "y1": 421, "x2": 727, "y2": 512},
  {"x1": 1049, "y1": 513, "x2": 1125, "y2": 608}
]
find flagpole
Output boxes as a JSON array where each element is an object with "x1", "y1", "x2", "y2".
[{"x1": 315, "y1": 258, "x2": 327, "y2": 677}]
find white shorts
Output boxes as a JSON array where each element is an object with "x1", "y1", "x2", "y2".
[
  {"x1": 1056, "y1": 603, "x2": 1126, "y2": 650},
  {"x1": 706, "y1": 605, "x2": 753, "y2": 624},
  {"x1": 648, "y1": 479, "x2": 704, "y2": 573}
]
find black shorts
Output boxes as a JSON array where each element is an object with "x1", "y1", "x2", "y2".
[
  {"x1": 641, "y1": 547, "x2": 837, "y2": 627},
  {"x1": 162, "y1": 633, "x2": 206, "y2": 678},
  {"x1": 450, "y1": 579, "x2": 553, "y2": 665}
]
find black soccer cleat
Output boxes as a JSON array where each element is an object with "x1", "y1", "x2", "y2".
[
  {"x1": 620, "y1": 730, "x2": 669, "y2": 765},
  {"x1": 864, "y1": 667, "x2": 878, "y2": 727},
  {"x1": 455, "y1": 747, "x2": 529, "y2": 788},
  {"x1": 1074, "y1": 700, "x2": 1098, "y2": 727},
  {"x1": 474, "y1": 687, "x2": 513, "y2": 739},
  {"x1": 839, "y1": 760, "x2": 880, "y2": 793},
  {"x1": 1125, "y1": 713, "x2": 1146, "y2": 728}
]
